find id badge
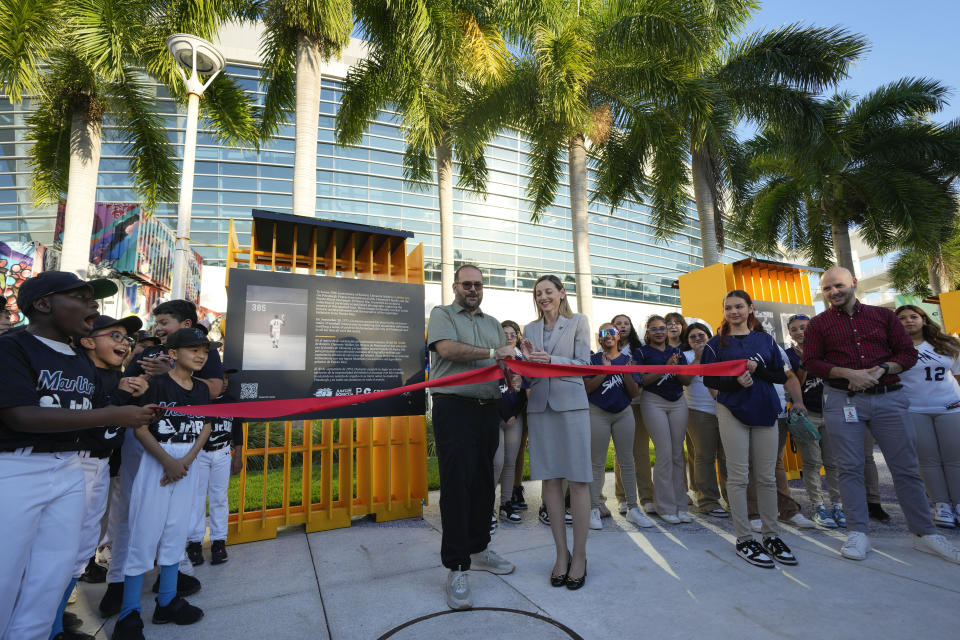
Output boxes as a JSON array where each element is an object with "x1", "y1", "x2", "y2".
[{"x1": 842, "y1": 404, "x2": 859, "y2": 423}]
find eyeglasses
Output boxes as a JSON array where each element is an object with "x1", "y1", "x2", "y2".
[
  {"x1": 598, "y1": 327, "x2": 619, "y2": 338},
  {"x1": 666, "y1": 322, "x2": 682, "y2": 328},
  {"x1": 787, "y1": 314, "x2": 810, "y2": 325},
  {"x1": 457, "y1": 281, "x2": 483, "y2": 290},
  {"x1": 647, "y1": 326, "x2": 667, "y2": 333},
  {"x1": 90, "y1": 331, "x2": 135, "y2": 346},
  {"x1": 688, "y1": 333, "x2": 708, "y2": 342}
]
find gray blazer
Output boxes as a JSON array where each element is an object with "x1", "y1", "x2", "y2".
[{"x1": 524, "y1": 313, "x2": 591, "y2": 413}]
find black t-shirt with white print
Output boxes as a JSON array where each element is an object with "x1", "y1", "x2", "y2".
[
  {"x1": 138, "y1": 373, "x2": 210, "y2": 443},
  {"x1": 0, "y1": 330, "x2": 98, "y2": 452}
]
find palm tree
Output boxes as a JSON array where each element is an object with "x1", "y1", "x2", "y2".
[
  {"x1": 24, "y1": 0, "x2": 259, "y2": 277},
  {"x1": 458, "y1": 0, "x2": 714, "y2": 318},
  {"x1": 336, "y1": 0, "x2": 509, "y2": 303},
  {"x1": 0, "y1": 0, "x2": 61, "y2": 103},
  {"x1": 729, "y1": 78, "x2": 960, "y2": 274},
  {"x1": 594, "y1": 22, "x2": 868, "y2": 266},
  {"x1": 256, "y1": 0, "x2": 352, "y2": 219}
]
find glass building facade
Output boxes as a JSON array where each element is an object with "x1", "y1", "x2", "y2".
[{"x1": 0, "y1": 63, "x2": 753, "y2": 308}]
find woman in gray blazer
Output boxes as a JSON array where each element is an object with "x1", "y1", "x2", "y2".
[{"x1": 521, "y1": 275, "x2": 592, "y2": 590}]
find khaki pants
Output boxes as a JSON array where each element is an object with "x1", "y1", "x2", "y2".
[
  {"x1": 718, "y1": 404, "x2": 779, "y2": 540},
  {"x1": 641, "y1": 393, "x2": 689, "y2": 515},
  {"x1": 687, "y1": 409, "x2": 728, "y2": 512},
  {"x1": 614, "y1": 403, "x2": 655, "y2": 505},
  {"x1": 589, "y1": 405, "x2": 636, "y2": 509}
]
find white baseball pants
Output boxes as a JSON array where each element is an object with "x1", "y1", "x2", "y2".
[
  {"x1": 125, "y1": 442, "x2": 199, "y2": 577},
  {"x1": 188, "y1": 447, "x2": 232, "y2": 543},
  {"x1": 73, "y1": 455, "x2": 111, "y2": 577},
  {"x1": 0, "y1": 451, "x2": 84, "y2": 640}
]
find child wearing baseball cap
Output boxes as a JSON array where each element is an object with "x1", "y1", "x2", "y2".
[
  {"x1": 0, "y1": 272, "x2": 156, "y2": 639},
  {"x1": 113, "y1": 328, "x2": 215, "y2": 640}
]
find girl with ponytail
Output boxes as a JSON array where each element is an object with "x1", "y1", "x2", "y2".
[{"x1": 700, "y1": 290, "x2": 798, "y2": 569}]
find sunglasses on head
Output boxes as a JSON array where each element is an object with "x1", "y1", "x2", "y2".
[
  {"x1": 787, "y1": 314, "x2": 810, "y2": 325},
  {"x1": 598, "y1": 327, "x2": 619, "y2": 338}
]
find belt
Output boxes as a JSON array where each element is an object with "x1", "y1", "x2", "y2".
[
  {"x1": 206, "y1": 442, "x2": 232, "y2": 451},
  {"x1": 433, "y1": 394, "x2": 498, "y2": 406},
  {"x1": 830, "y1": 383, "x2": 903, "y2": 396},
  {"x1": 157, "y1": 436, "x2": 196, "y2": 444}
]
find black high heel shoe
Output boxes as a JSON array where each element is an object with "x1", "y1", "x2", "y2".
[
  {"x1": 550, "y1": 552, "x2": 571, "y2": 587},
  {"x1": 565, "y1": 558, "x2": 587, "y2": 591}
]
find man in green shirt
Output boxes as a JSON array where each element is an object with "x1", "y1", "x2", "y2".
[{"x1": 427, "y1": 264, "x2": 519, "y2": 610}]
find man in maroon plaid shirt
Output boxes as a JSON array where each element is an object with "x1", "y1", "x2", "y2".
[{"x1": 804, "y1": 267, "x2": 960, "y2": 563}]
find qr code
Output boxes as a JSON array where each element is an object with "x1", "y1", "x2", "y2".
[{"x1": 239, "y1": 383, "x2": 258, "y2": 400}]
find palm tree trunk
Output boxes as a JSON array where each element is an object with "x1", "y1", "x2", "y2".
[
  {"x1": 436, "y1": 131, "x2": 454, "y2": 305},
  {"x1": 927, "y1": 246, "x2": 950, "y2": 294},
  {"x1": 60, "y1": 111, "x2": 102, "y2": 277},
  {"x1": 568, "y1": 134, "x2": 593, "y2": 321},
  {"x1": 691, "y1": 146, "x2": 720, "y2": 267},
  {"x1": 293, "y1": 34, "x2": 322, "y2": 218},
  {"x1": 830, "y1": 220, "x2": 856, "y2": 274}
]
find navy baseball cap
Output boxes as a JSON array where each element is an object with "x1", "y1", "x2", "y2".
[
  {"x1": 17, "y1": 271, "x2": 117, "y2": 313},
  {"x1": 165, "y1": 327, "x2": 220, "y2": 350},
  {"x1": 91, "y1": 314, "x2": 143, "y2": 336}
]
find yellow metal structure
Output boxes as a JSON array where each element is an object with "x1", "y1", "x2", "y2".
[
  {"x1": 679, "y1": 258, "x2": 818, "y2": 480},
  {"x1": 934, "y1": 290, "x2": 960, "y2": 335},
  {"x1": 225, "y1": 212, "x2": 427, "y2": 544},
  {"x1": 678, "y1": 258, "x2": 814, "y2": 329}
]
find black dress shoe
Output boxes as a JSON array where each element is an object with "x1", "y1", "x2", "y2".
[
  {"x1": 550, "y1": 552, "x2": 571, "y2": 587},
  {"x1": 99, "y1": 582, "x2": 124, "y2": 617},
  {"x1": 868, "y1": 502, "x2": 891, "y2": 523},
  {"x1": 79, "y1": 556, "x2": 107, "y2": 583},
  {"x1": 566, "y1": 558, "x2": 587, "y2": 591},
  {"x1": 151, "y1": 571, "x2": 201, "y2": 597},
  {"x1": 62, "y1": 611, "x2": 83, "y2": 631}
]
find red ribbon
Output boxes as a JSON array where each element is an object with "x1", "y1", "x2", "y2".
[{"x1": 168, "y1": 359, "x2": 746, "y2": 419}]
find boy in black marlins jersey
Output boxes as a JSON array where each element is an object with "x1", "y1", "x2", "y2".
[
  {"x1": 0, "y1": 272, "x2": 156, "y2": 640},
  {"x1": 48, "y1": 314, "x2": 149, "y2": 640},
  {"x1": 113, "y1": 329, "x2": 213, "y2": 640}
]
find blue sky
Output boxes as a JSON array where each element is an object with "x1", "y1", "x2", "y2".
[{"x1": 744, "y1": 0, "x2": 960, "y2": 124}]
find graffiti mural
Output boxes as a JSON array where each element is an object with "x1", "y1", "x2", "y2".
[{"x1": 0, "y1": 241, "x2": 44, "y2": 325}]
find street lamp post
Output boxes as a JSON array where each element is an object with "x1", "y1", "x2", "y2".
[{"x1": 166, "y1": 34, "x2": 225, "y2": 300}]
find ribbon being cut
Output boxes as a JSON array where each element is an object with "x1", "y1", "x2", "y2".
[{"x1": 168, "y1": 359, "x2": 748, "y2": 420}]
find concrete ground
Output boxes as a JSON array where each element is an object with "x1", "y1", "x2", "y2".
[{"x1": 70, "y1": 451, "x2": 960, "y2": 639}]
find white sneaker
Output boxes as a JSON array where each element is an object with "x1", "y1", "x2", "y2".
[
  {"x1": 643, "y1": 502, "x2": 656, "y2": 514},
  {"x1": 589, "y1": 508, "x2": 603, "y2": 530},
  {"x1": 841, "y1": 531, "x2": 871, "y2": 560},
  {"x1": 660, "y1": 513, "x2": 681, "y2": 524},
  {"x1": 750, "y1": 519, "x2": 762, "y2": 533},
  {"x1": 445, "y1": 569, "x2": 472, "y2": 610},
  {"x1": 934, "y1": 503, "x2": 957, "y2": 528},
  {"x1": 470, "y1": 548, "x2": 515, "y2": 574},
  {"x1": 618, "y1": 502, "x2": 628, "y2": 515},
  {"x1": 783, "y1": 513, "x2": 816, "y2": 529},
  {"x1": 677, "y1": 511, "x2": 693, "y2": 523},
  {"x1": 626, "y1": 506, "x2": 654, "y2": 528},
  {"x1": 914, "y1": 534, "x2": 960, "y2": 564}
]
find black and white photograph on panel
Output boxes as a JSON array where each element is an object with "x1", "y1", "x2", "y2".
[{"x1": 241, "y1": 284, "x2": 308, "y2": 370}]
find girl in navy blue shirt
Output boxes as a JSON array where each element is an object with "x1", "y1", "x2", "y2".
[
  {"x1": 636, "y1": 316, "x2": 692, "y2": 524},
  {"x1": 584, "y1": 323, "x2": 653, "y2": 530},
  {"x1": 700, "y1": 290, "x2": 797, "y2": 569}
]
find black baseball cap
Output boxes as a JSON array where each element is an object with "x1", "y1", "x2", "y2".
[
  {"x1": 165, "y1": 327, "x2": 220, "y2": 350},
  {"x1": 135, "y1": 330, "x2": 161, "y2": 345},
  {"x1": 90, "y1": 314, "x2": 143, "y2": 336},
  {"x1": 17, "y1": 271, "x2": 117, "y2": 314}
]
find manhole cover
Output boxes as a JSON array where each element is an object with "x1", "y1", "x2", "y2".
[{"x1": 378, "y1": 608, "x2": 583, "y2": 640}]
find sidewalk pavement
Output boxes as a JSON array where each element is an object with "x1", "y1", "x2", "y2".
[{"x1": 71, "y1": 457, "x2": 959, "y2": 639}]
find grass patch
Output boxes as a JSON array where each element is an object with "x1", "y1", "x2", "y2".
[{"x1": 229, "y1": 441, "x2": 657, "y2": 512}]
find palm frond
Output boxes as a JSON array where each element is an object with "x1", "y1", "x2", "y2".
[
  {"x1": 0, "y1": 0, "x2": 62, "y2": 103},
  {"x1": 201, "y1": 74, "x2": 260, "y2": 147},
  {"x1": 104, "y1": 72, "x2": 178, "y2": 209}
]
